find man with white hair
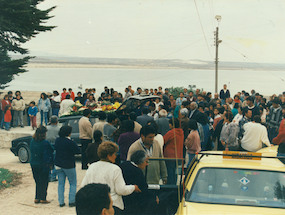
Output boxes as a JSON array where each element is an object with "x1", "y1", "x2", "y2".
[
  {"x1": 188, "y1": 102, "x2": 203, "y2": 121},
  {"x1": 155, "y1": 109, "x2": 170, "y2": 136}
]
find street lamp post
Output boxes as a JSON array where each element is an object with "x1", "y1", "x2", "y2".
[{"x1": 214, "y1": 15, "x2": 222, "y2": 93}]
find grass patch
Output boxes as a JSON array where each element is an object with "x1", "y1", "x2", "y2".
[{"x1": 0, "y1": 168, "x2": 21, "y2": 191}]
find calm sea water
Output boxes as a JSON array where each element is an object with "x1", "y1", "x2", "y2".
[{"x1": 6, "y1": 67, "x2": 285, "y2": 96}]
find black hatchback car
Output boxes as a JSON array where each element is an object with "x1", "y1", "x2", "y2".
[
  {"x1": 11, "y1": 95, "x2": 159, "y2": 163},
  {"x1": 10, "y1": 115, "x2": 97, "y2": 163},
  {"x1": 115, "y1": 95, "x2": 159, "y2": 120}
]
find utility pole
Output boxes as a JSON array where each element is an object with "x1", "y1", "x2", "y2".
[{"x1": 214, "y1": 15, "x2": 222, "y2": 93}]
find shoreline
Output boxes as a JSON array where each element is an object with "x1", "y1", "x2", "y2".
[
  {"x1": 26, "y1": 62, "x2": 182, "y2": 69},
  {"x1": 25, "y1": 62, "x2": 285, "y2": 72}
]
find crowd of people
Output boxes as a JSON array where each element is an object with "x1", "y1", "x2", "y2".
[
  {"x1": 0, "y1": 86, "x2": 140, "y2": 130},
  {"x1": 5, "y1": 84, "x2": 285, "y2": 215}
]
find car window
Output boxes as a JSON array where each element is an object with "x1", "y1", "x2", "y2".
[
  {"x1": 117, "y1": 99, "x2": 133, "y2": 111},
  {"x1": 67, "y1": 119, "x2": 80, "y2": 133},
  {"x1": 90, "y1": 117, "x2": 98, "y2": 125},
  {"x1": 186, "y1": 168, "x2": 285, "y2": 208}
]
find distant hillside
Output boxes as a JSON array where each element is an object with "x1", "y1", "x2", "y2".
[{"x1": 12, "y1": 55, "x2": 285, "y2": 70}]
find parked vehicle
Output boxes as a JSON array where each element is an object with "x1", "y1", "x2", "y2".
[
  {"x1": 116, "y1": 95, "x2": 160, "y2": 120},
  {"x1": 10, "y1": 95, "x2": 159, "y2": 163},
  {"x1": 176, "y1": 146, "x2": 285, "y2": 215},
  {"x1": 10, "y1": 115, "x2": 97, "y2": 163}
]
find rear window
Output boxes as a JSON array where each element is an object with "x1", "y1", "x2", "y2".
[
  {"x1": 118, "y1": 99, "x2": 140, "y2": 112},
  {"x1": 66, "y1": 119, "x2": 80, "y2": 133},
  {"x1": 90, "y1": 117, "x2": 98, "y2": 125},
  {"x1": 186, "y1": 168, "x2": 285, "y2": 208}
]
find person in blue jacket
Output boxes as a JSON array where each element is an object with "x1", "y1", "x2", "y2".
[
  {"x1": 30, "y1": 126, "x2": 54, "y2": 204},
  {"x1": 28, "y1": 101, "x2": 38, "y2": 130}
]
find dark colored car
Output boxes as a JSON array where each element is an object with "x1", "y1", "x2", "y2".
[
  {"x1": 11, "y1": 95, "x2": 159, "y2": 163},
  {"x1": 115, "y1": 95, "x2": 160, "y2": 120},
  {"x1": 10, "y1": 115, "x2": 97, "y2": 163}
]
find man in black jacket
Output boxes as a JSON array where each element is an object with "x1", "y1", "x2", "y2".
[
  {"x1": 219, "y1": 84, "x2": 230, "y2": 105},
  {"x1": 246, "y1": 96, "x2": 260, "y2": 121},
  {"x1": 120, "y1": 150, "x2": 158, "y2": 215}
]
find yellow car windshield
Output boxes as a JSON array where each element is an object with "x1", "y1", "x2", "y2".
[{"x1": 186, "y1": 167, "x2": 285, "y2": 208}]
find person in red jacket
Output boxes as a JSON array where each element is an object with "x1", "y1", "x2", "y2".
[
  {"x1": 3, "y1": 105, "x2": 12, "y2": 131},
  {"x1": 163, "y1": 118, "x2": 184, "y2": 185},
  {"x1": 68, "y1": 88, "x2": 75, "y2": 101},
  {"x1": 1, "y1": 95, "x2": 11, "y2": 129},
  {"x1": 61, "y1": 88, "x2": 69, "y2": 101}
]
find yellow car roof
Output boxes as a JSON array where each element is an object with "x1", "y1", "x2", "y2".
[{"x1": 195, "y1": 146, "x2": 284, "y2": 172}]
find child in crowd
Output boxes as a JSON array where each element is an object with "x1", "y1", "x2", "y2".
[
  {"x1": 4, "y1": 105, "x2": 12, "y2": 131},
  {"x1": 213, "y1": 107, "x2": 222, "y2": 130},
  {"x1": 28, "y1": 101, "x2": 38, "y2": 130}
]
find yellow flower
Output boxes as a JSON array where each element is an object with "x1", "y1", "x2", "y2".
[
  {"x1": 107, "y1": 105, "x2": 113, "y2": 110},
  {"x1": 75, "y1": 100, "x2": 83, "y2": 107},
  {"x1": 2, "y1": 180, "x2": 7, "y2": 184},
  {"x1": 113, "y1": 102, "x2": 121, "y2": 109}
]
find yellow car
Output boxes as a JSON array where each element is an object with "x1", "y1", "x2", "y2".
[{"x1": 176, "y1": 146, "x2": 285, "y2": 214}]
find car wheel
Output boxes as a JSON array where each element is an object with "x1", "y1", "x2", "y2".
[{"x1": 18, "y1": 145, "x2": 30, "y2": 163}]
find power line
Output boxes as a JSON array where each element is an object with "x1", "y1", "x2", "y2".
[
  {"x1": 193, "y1": 0, "x2": 213, "y2": 58},
  {"x1": 223, "y1": 41, "x2": 285, "y2": 82},
  {"x1": 160, "y1": 38, "x2": 202, "y2": 58},
  {"x1": 222, "y1": 41, "x2": 248, "y2": 60}
]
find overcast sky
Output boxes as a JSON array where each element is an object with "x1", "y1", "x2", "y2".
[{"x1": 24, "y1": 0, "x2": 285, "y2": 64}]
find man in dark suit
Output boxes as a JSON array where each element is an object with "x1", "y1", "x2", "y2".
[
  {"x1": 136, "y1": 108, "x2": 154, "y2": 127},
  {"x1": 188, "y1": 102, "x2": 203, "y2": 122}
]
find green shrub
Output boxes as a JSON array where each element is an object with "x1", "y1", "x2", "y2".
[
  {"x1": 168, "y1": 87, "x2": 184, "y2": 99},
  {"x1": 0, "y1": 168, "x2": 20, "y2": 190},
  {"x1": 168, "y1": 86, "x2": 203, "y2": 99}
]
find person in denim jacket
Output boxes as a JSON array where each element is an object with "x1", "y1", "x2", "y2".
[{"x1": 38, "y1": 93, "x2": 51, "y2": 126}]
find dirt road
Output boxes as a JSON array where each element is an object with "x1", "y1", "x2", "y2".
[{"x1": 0, "y1": 148, "x2": 86, "y2": 215}]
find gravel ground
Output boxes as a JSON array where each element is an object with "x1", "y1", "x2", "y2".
[{"x1": 0, "y1": 148, "x2": 86, "y2": 215}]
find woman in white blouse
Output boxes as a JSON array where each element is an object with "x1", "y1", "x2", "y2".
[{"x1": 81, "y1": 141, "x2": 141, "y2": 214}]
